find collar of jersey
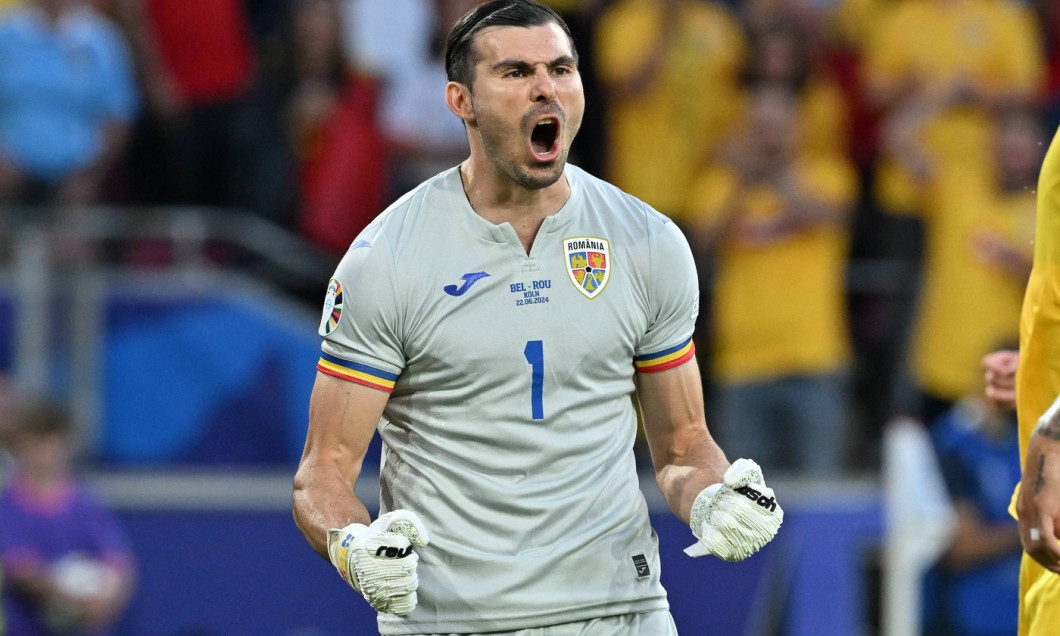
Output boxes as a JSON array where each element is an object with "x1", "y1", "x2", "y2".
[{"x1": 446, "y1": 165, "x2": 581, "y2": 246}]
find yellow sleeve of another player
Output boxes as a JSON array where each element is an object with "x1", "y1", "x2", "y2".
[{"x1": 1016, "y1": 127, "x2": 1060, "y2": 462}]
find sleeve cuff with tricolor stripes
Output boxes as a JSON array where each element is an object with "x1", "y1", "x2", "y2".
[
  {"x1": 634, "y1": 337, "x2": 695, "y2": 373},
  {"x1": 317, "y1": 352, "x2": 398, "y2": 392}
]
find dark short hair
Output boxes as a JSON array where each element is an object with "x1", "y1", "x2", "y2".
[{"x1": 444, "y1": 0, "x2": 577, "y2": 89}]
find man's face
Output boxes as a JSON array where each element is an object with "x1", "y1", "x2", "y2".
[
  {"x1": 748, "y1": 89, "x2": 798, "y2": 164},
  {"x1": 465, "y1": 22, "x2": 584, "y2": 190}
]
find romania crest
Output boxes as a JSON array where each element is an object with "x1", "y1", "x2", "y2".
[
  {"x1": 319, "y1": 278, "x2": 344, "y2": 336},
  {"x1": 564, "y1": 237, "x2": 610, "y2": 299}
]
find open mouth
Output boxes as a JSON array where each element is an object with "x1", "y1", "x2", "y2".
[{"x1": 530, "y1": 117, "x2": 560, "y2": 160}]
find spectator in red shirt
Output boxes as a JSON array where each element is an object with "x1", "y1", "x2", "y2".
[
  {"x1": 255, "y1": 0, "x2": 389, "y2": 255},
  {"x1": 117, "y1": 0, "x2": 288, "y2": 223}
]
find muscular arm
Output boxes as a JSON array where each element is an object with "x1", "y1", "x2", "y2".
[
  {"x1": 1017, "y1": 394, "x2": 1060, "y2": 573},
  {"x1": 292, "y1": 372, "x2": 389, "y2": 558},
  {"x1": 636, "y1": 355, "x2": 729, "y2": 524}
]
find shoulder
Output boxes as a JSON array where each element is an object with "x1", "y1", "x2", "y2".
[
  {"x1": 332, "y1": 167, "x2": 464, "y2": 280},
  {"x1": 570, "y1": 165, "x2": 674, "y2": 233},
  {"x1": 569, "y1": 167, "x2": 692, "y2": 275},
  {"x1": 63, "y1": 484, "x2": 113, "y2": 520},
  {"x1": 356, "y1": 167, "x2": 462, "y2": 251}
]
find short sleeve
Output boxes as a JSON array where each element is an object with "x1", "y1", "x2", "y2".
[
  {"x1": 634, "y1": 217, "x2": 699, "y2": 373},
  {"x1": 316, "y1": 235, "x2": 405, "y2": 392}
]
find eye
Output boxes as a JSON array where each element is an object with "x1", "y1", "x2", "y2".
[{"x1": 504, "y1": 69, "x2": 525, "y2": 78}]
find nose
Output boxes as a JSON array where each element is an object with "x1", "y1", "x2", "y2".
[{"x1": 530, "y1": 68, "x2": 556, "y2": 103}]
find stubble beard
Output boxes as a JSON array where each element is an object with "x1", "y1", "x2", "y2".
[{"x1": 474, "y1": 104, "x2": 580, "y2": 191}]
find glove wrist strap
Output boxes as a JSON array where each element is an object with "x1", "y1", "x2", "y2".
[
  {"x1": 327, "y1": 522, "x2": 369, "y2": 569},
  {"x1": 689, "y1": 483, "x2": 721, "y2": 540}
]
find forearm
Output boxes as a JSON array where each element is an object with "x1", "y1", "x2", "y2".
[
  {"x1": 1023, "y1": 425, "x2": 1060, "y2": 505},
  {"x1": 292, "y1": 459, "x2": 372, "y2": 558},
  {"x1": 295, "y1": 373, "x2": 389, "y2": 558},
  {"x1": 1017, "y1": 393, "x2": 1060, "y2": 570},
  {"x1": 655, "y1": 429, "x2": 728, "y2": 524},
  {"x1": 640, "y1": 359, "x2": 781, "y2": 561}
]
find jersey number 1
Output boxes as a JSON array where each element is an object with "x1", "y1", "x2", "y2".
[{"x1": 523, "y1": 340, "x2": 544, "y2": 420}]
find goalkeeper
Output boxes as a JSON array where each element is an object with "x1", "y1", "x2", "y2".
[{"x1": 292, "y1": 2, "x2": 782, "y2": 634}]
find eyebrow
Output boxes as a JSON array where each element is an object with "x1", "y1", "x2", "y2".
[{"x1": 491, "y1": 55, "x2": 577, "y2": 73}]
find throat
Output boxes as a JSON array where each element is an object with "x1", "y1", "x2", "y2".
[{"x1": 513, "y1": 219, "x2": 545, "y2": 255}]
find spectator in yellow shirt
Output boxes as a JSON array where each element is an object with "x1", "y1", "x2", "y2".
[
  {"x1": 889, "y1": 108, "x2": 1042, "y2": 424},
  {"x1": 685, "y1": 86, "x2": 858, "y2": 476},
  {"x1": 864, "y1": 0, "x2": 1044, "y2": 216},
  {"x1": 595, "y1": 0, "x2": 746, "y2": 219},
  {"x1": 738, "y1": 20, "x2": 850, "y2": 161}
]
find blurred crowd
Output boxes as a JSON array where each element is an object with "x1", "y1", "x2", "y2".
[
  {"x1": 0, "y1": 0, "x2": 1055, "y2": 479},
  {"x1": 0, "y1": 1, "x2": 1052, "y2": 631}
]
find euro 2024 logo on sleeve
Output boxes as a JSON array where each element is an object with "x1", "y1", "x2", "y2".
[
  {"x1": 564, "y1": 237, "x2": 610, "y2": 299},
  {"x1": 319, "y1": 278, "x2": 344, "y2": 336}
]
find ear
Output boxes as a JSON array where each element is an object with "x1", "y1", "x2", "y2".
[{"x1": 446, "y1": 81, "x2": 476, "y2": 126}]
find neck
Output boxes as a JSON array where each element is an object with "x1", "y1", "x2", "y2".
[
  {"x1": 20, "y1": 466, "x2": 70, "y2": 489},
  {"x1": 459, "y1": 158, "x2": 570, "y2": 253},
  {"x1": 11, "y1": 470, "x2": 76, "y2": 515}
]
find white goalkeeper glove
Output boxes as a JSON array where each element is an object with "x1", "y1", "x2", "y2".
[
  {"x1": 327, "y1": 509, "x2": 430, "y2": 615},
  {"x1": 685, "y1": 458, "x2": 783, "y2": 561}
]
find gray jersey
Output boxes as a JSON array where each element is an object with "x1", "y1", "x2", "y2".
[{"x1": 317, "y1": 165, "x2": 699, "y2": 635}]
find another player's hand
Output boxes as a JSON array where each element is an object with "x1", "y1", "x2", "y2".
[
  {"x1": 684, "y1": 459, "x2": 783, "y2": 561},
  {"x1": 982, "y1": 349, "x2": 1019, "y2": 410},
  {"x1": 1018, "y1": 422, "x2": 1060, "y2": 573},
  {"x1": 327, "y1": 509, "x2": 430, "y2": 615}
]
